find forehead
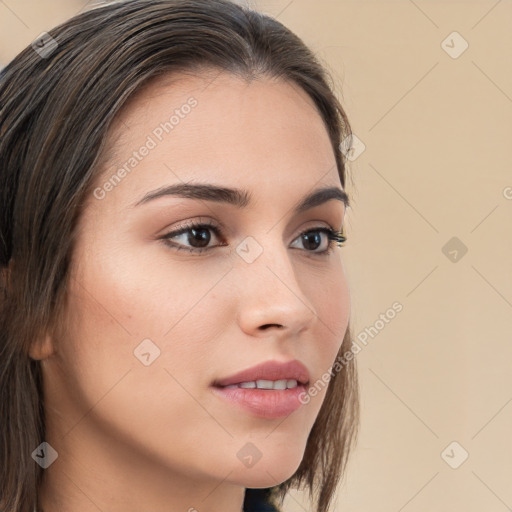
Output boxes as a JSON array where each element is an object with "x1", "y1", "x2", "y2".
[{"x1": 89, "y1": 69, "x2": 340, "y2": 213}]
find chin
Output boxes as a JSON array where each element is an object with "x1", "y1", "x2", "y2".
[{"x1": 234, "y1": 454, "x2": 304, "y2": 488}]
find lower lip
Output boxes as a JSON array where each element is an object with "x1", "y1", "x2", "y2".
[{"x1": 211, "y1": 384, "x2": 308, "y2": 419}]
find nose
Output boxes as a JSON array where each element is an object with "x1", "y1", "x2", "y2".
[{"x1": 234, "y1": 240, "x2": 317, "y2": 337}]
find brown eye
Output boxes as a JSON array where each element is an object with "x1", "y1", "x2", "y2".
[
  {"x1": 161, "y1": 222, "x2": 224, "y2": 253},
  {"x1": 291, "y1": 228, "x2": 345, "y2": 255}
]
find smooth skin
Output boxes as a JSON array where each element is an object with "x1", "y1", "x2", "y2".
[{"x1": 30, "y1": 70, "x2": 351, "y2": 512}]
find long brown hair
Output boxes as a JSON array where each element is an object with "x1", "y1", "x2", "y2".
[{"x1": 0, "y1": 1, "x2": 359, "y2": 511}]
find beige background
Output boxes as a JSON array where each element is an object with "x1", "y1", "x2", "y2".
[{"x1": 1, "y1": 0, "x2": 511, "y2": 511}]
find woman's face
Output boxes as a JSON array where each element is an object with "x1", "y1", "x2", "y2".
[{"x1": 40, "y1": 70, "x2": 350, "y2": 503}]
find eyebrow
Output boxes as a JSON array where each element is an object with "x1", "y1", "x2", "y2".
[{"x1": 133, "y1": 183, "x2": 349, "y2": 212}]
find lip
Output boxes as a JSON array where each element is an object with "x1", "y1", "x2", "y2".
[
  {"x1": 212, "y1": 359, "x2": 310, "y2": 388},
  {"x1": 210, "y1": 359, "x2": 311, "y2": 419},
  {"x1": 211, "y1": 384, "x2": 308, "y2": 419}
]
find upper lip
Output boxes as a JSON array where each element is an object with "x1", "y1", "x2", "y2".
[{"x1": 212, "y1": 359, "x2": 310, "y2": 387}]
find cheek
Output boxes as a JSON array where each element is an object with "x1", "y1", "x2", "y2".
[
  {"x1": 309, "y1": 262, "x2": 350, "y2": 354},
  {"x1": 60, "y1": 239, "x2": 234, "y2": 398},
  {"x1": 70, "y1": 232, "x2": 229, "y2": 337},
  {"x1": 54, "y1": 248, "x2": 235, "y2": 460},
  {"x1": 299, "y1": 262, "x2": 350, "y2": 412}
]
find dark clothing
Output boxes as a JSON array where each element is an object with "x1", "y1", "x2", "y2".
[
  {"x1": 243, "y1": 488, "x2": 281, "y2": 512},
  {"x1": 33, "y1": 488, "x2": 281, "y2": 512}
]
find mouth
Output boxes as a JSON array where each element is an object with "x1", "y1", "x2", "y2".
[
  {"x1": 211, "y1": 359, "x2": 310, "y2": 389},
  {"x1": 210, "y1": 381, "x2": 309, "y2": 419},
  {"x1": 213, "y1": 378, "x2": 309, "y2": 390},
  {"x1": 210, "y1": 359, "x2": 311, "y2": 419}
]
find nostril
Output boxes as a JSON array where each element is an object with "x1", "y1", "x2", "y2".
[{"x1": 259, "y1": 324, "x2": 283, "y2": 330}]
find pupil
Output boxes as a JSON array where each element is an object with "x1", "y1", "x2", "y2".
[
  {"x1": 189, "y1": 228, "x2": 210, "y2": 248},
  {"x1": 303, "y1": 232, "x2": 321, "y2": 250}
]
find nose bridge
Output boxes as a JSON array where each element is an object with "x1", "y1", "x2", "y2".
[{"x1": 233, "y1": 232, "x2": 316, "y2": 332}]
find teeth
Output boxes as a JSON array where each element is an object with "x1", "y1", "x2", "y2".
[
  {"x1": 272, "y1": 379, "x2": 287, "y2": 390},
  {"x1": 223, "y1": 379, "x2": 299, "y2": 390},
  {"x1": 256, "y1": 379, "x2": 274, "y2": 389}
]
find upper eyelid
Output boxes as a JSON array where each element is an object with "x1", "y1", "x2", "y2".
[{"x1": 163, "y1": 219, "x2": 340, "y2": 239}]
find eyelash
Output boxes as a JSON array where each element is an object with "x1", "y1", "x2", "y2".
[{"x1": 160, "y1": 221, "x2": 347, "y2": 256}]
